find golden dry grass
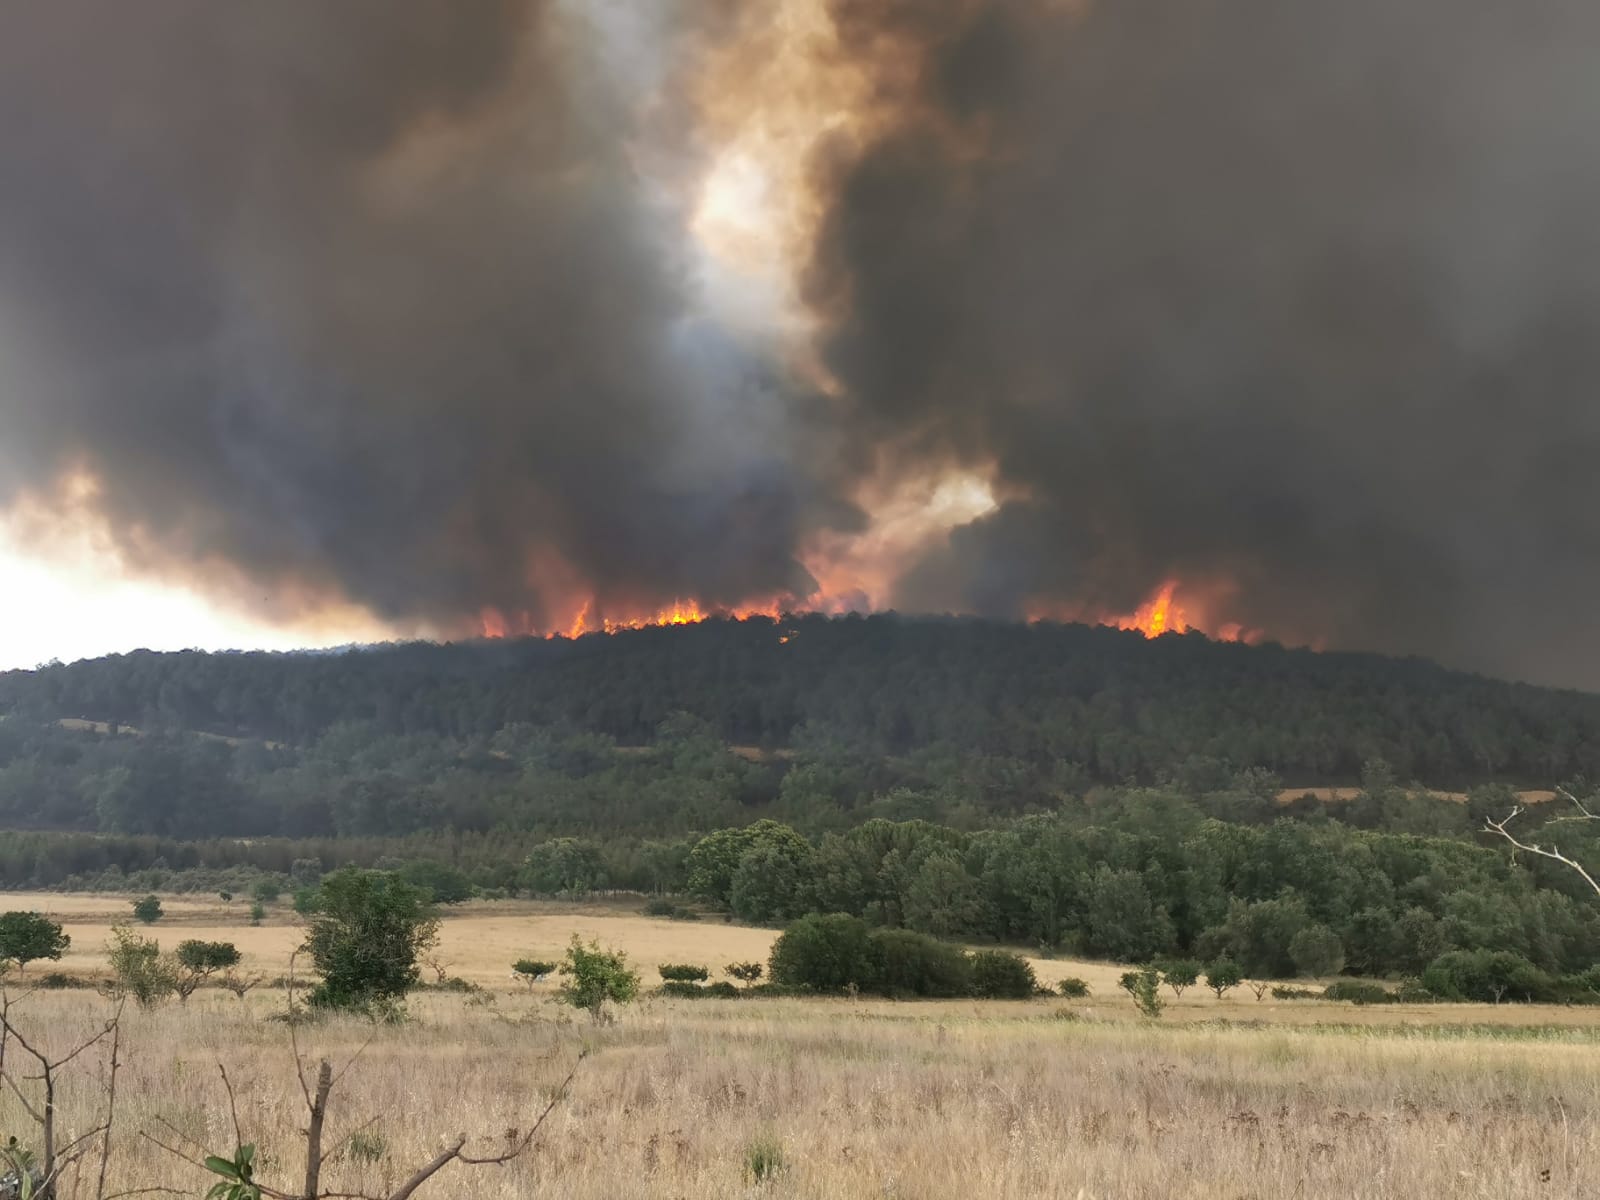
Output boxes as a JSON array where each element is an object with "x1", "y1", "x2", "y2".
[
  {"x1": 2, "y1": 895, "x2": 1600, "y2": 1196},
  {"x1": 3, "y1": 987, "x2": 1599, "y2": 1199}
]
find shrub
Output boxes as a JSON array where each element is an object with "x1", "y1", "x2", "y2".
[
  {"x1": 872, "y1": 929, "x2": 974, "y2": 998},
  {"x1": 1119, "y1": 967, "x2": 1165, "y2": 1018},
  {"x1": 249, "y1": 902, "x2": 266, "y2": 926},
  {"x1": 643, "y1": 898, "x2": 678, "y2": 917},
  {"x1": 658, "y1": 963, "x2": 710, "y2": 983},
  {"x1": 744, "y1": 1132, "x2": 786, "y2": 1183},
  {"x1": 37, "y1": 972, "x2": 91, "y2": 990},
  {"x1": 1056, "y1": 977, "x2": 1091, "y2": 998},
  {"x1": 726, "y1": 961, "x2": 764, "y2": 988},
  {"x1": 558, "y1": 936, "x2": 640, "y2": 1017},
  {"x1": 131, "y1": 895, "x2": 163, "y2": 925},
  {"x1": 704, "y1": 980, "x2": 739, "y2": 998},
  {"x1": 657, "y1": 980, "x2": 708, "y2": 998},
  {"x1": 1155, "y1": 958, "x2": 1200, "y2": 998},
  {"x1": 1270, "y1": 985, "x2": 1321, "y2": 1000},
  {"x1": 303, "y1": 868, "x2": 439, "y2": 1012},
  {"x1": 1421, "y1": 950, "x2": 1554, "y2": 1003},
  {"x1": 968, "y1": 950, "x2": 1038, "y2": 1000},
  {"x1": 0, "y1": 912, "x2": 70, "y2": 974},
  {"x1": 252, "y1": 880, "x2": 282, "y2": 904},
  {"x1": 1321, "y1": 980, "x2": 1392, "y2": 1005},
  {"x1": 174, "y1": 939, "x2": 241, "y2": 1001},
  {"x1": 1289, "y1": 924, "x2": 1346, "y2": 977},
  {"x1": 105, "y1": 926, "x2": 179, "y2": 1006},
  {"x1": 1204, "y1": 959, "x2": 1243, "y2": 999},
  {"x1": 512, "y1": 958, "x2": 556, "y2": 990},
  {"x1": 768, "y1": 913, "x2": 881, "y2": 994},
  {"x1": 218, "y1": 890, "x2": 233, "y2": 903}
]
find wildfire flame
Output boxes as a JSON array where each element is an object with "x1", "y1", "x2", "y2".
[
  {"x1": 1028, "y1": 577, "x2": 1259, "y2": 644},
  {"x1": 478, "y1": 596, "x2": 788, "y2": 641}
]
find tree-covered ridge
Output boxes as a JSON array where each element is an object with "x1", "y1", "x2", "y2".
[{"x1": 4, "y1": 614, "x2": 1600, "y2": 785}]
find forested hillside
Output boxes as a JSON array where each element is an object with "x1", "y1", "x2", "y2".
[{"x1": 5, "y1": 614, "x2": 1598, "y2": 780}]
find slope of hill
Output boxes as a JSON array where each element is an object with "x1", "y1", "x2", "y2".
[{"x1": 3, "y1": 614, "x2": 1596, "y2": 784}]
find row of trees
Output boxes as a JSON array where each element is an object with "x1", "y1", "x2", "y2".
[{"x1": 675, "y1": 808, "x2": 1600, "y2": 980}]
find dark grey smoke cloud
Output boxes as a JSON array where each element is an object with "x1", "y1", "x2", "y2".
[
  {"x1": 809, "y1": 0, "x2": 1600, "y2": 686},
  {"x1": 6, "y1": 1, "x2": 1600, "y2": 687},
  {"x1": 0, "y1": 1, "x2": 834, "y2": 630}
]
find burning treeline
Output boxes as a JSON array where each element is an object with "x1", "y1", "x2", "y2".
[{"x1": 3, "y1": 0, "x2": 1600, "y2": 681}]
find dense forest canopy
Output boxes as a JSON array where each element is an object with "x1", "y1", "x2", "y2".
[{"x1": 4, "y1": 615, "x2": 1599, "y2": 780}]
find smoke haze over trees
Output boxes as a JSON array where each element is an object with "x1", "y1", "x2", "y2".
[{"x1": 3, "y1": 2, "x2": 1600, "y2": 685}]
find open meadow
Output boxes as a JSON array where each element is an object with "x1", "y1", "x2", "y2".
[{"x1": 0, "y1": 894, "x2": 1597, "y2": 1197}]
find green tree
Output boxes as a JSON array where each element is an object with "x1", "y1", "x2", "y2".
[
  {"x1": 687, "y1": 821, "x2": 810, "y2": 907},
  {"x1": 302, "y1": 869, "x2": 440, "y2": 1011},
  {"x1": 657, "y1": 963, "x2": 709, "y2": 983},
  {"x1": 105, "y1": 925, "x2": 179, "y2": 1006},
  {"x1": 248, "y1": 902, "x2": 266, "y2": 926},
  {"x1": 1289, "y1": 924, "x2": 1346, "y2": 978},
  {"x1": 512, "y1": 958, "x2": 556, "y2": 991},
  {"x1": 1079, "y1": 866, "x2": 1176, "y2": 962},
  {"x1": 968, "y1": 950, "x2": 1038, "y2": 999},
  {"x1": 558, "y1": 937, "x2": 640, "y2": 1017},
  {"x1": 131, "y1": 895, "x2": 163, "y2": 924},
  {"x1": 1205, "y1": 958, "x2": 1243, "y2": 999},
  {"x1": 1119, "y1": 966, "x2": 1164, "y2": 1018},
  {"x1": 1155, "y1": 958, "x2": 1201, "y2": 998},
  {"x1": 768, "y1": 913, "x2": 881, "y2": 993},
  {"x1": 871, "y1": 929, "x2": 973, "y2": 998},
  {"x1": 174, "y1": 939, "x2": 241, "y2": 1001},
  {"x1": 522, "y1": 838, "x2": 607, "y2": 896},
  {"x1": 0, "y1": 912, "x2": 69, "y2": 974},
  {"x1": 725, "y1": 961, "x2": 764, "y2": 988}
]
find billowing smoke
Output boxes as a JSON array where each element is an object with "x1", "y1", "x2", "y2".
[
  {"x1": 807, "y1": 0, "x2": 1600, "y2": 685},
  {"x1": 0, "y1": 1, "x2": 842, "y2": 632},
  {"x1": 4, "y1": 1, "x2": 1600, "y2": 685}
]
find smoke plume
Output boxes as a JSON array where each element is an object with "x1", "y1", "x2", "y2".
[{"x1": 3, "y1": 1, "x2": 1600, "y2": 685}]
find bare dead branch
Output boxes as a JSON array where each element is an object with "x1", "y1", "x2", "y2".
[{"x1": 1484, "y1": 797, "x2": 1600, "y2": 900}]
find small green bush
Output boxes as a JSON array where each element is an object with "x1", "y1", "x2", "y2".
[
  {"x1": 873, "y1": 929, "x2": 973, "y2": 998},
  {"x1": 658, "y1": 963, "x2": 710, "y2": 983},
  {"x1": 558, "y1": 936, "x2": 640, "y2": 1017},
  {"x1": 1321, "y1": 980, "x2": 1392, "y2": 1005},
  {"x1": 1056, "y1": 977, "x2": 1091, "y2": 998},
  {"x1": 969, "y1": 950, "x2": 1038, "y2": 1000},
  {"x1": 1422, "y1": 950, "x2": 1554, "y2": 1003},
  {"x1": 726, "y1": 961, "x2": 764, "y2": 987},
  {"x1": 643, "y1": 898, "x2": 677, "y2": 917},
  {"x1": 1119, "y1": 967, "x2": 1165, "y2": 1018},
  {"x1": 248, "y1": 902, "x2": 266, "y2": 926},
  {"x1": 131, "y1": 895, "x2": 163, "y2": 925},
  {"x1": 1270, "y1": 985, "x2": 1322, "y2": 1000},
  {"x1": 768, "y1": 913, "x2": 880, "y2": 993},
  {"x1": 744, "y1": 1132, "x2": 786, "y2": 1183}
]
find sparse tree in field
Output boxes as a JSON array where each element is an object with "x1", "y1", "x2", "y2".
[
  {"x1": 104, "y1": 925, "x2": 179, "y2": 1006},
  {"x1": 557, "y1": 936, "x2": 640, "y2": 1019},
  {"x1": 726, "y1": 961, "x2": 764, "y2": 989},
  {"x1": 1205, "y1": 958, "x2": 1243, "y2": 1000},
  {"x1": 1246, "y1": 979, "x2": 1271, "y2": 1001},
  {"x1": 174, "y1": 939, "x2": 241, "y2": 1001},
  {"x1": 0, "y1": 912, "x2": 69, "y2": 975},
  {"x1": 302, "y1": 868, "x2": 439, "y2": 1012},
  {"x1": 219, "y1": 890, "x2": 233, "y2": 903},
  {"x1": 658, "y1": 963, "x2": 709, "y2": 983},
  {"x1": 1484, "y1": 788, "x2": 1600, "y2": 900},
  {"x1": 1057, "y1": 976, "x2": 1091, "y2": 998},
  {"x1": 249, "y1": 901, "x2": 266, "y2": 926},
  {"x1": 131, "y1": 894, "x2": 163, "y2": 924},
  {"x1": 513, "y1": 958, "x2": 556, "y2": 992},
  {"x1": 1156, "y1": 957, "x2": 1201, "y2": 998},
  {"x1": 1119, "y1": 967, "x2": 1165, "y2": 1018}
]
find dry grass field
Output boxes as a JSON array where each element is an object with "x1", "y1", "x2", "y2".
[{"x1": 2, "y1": 894, "x2": 1599, "y2": 1197}]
